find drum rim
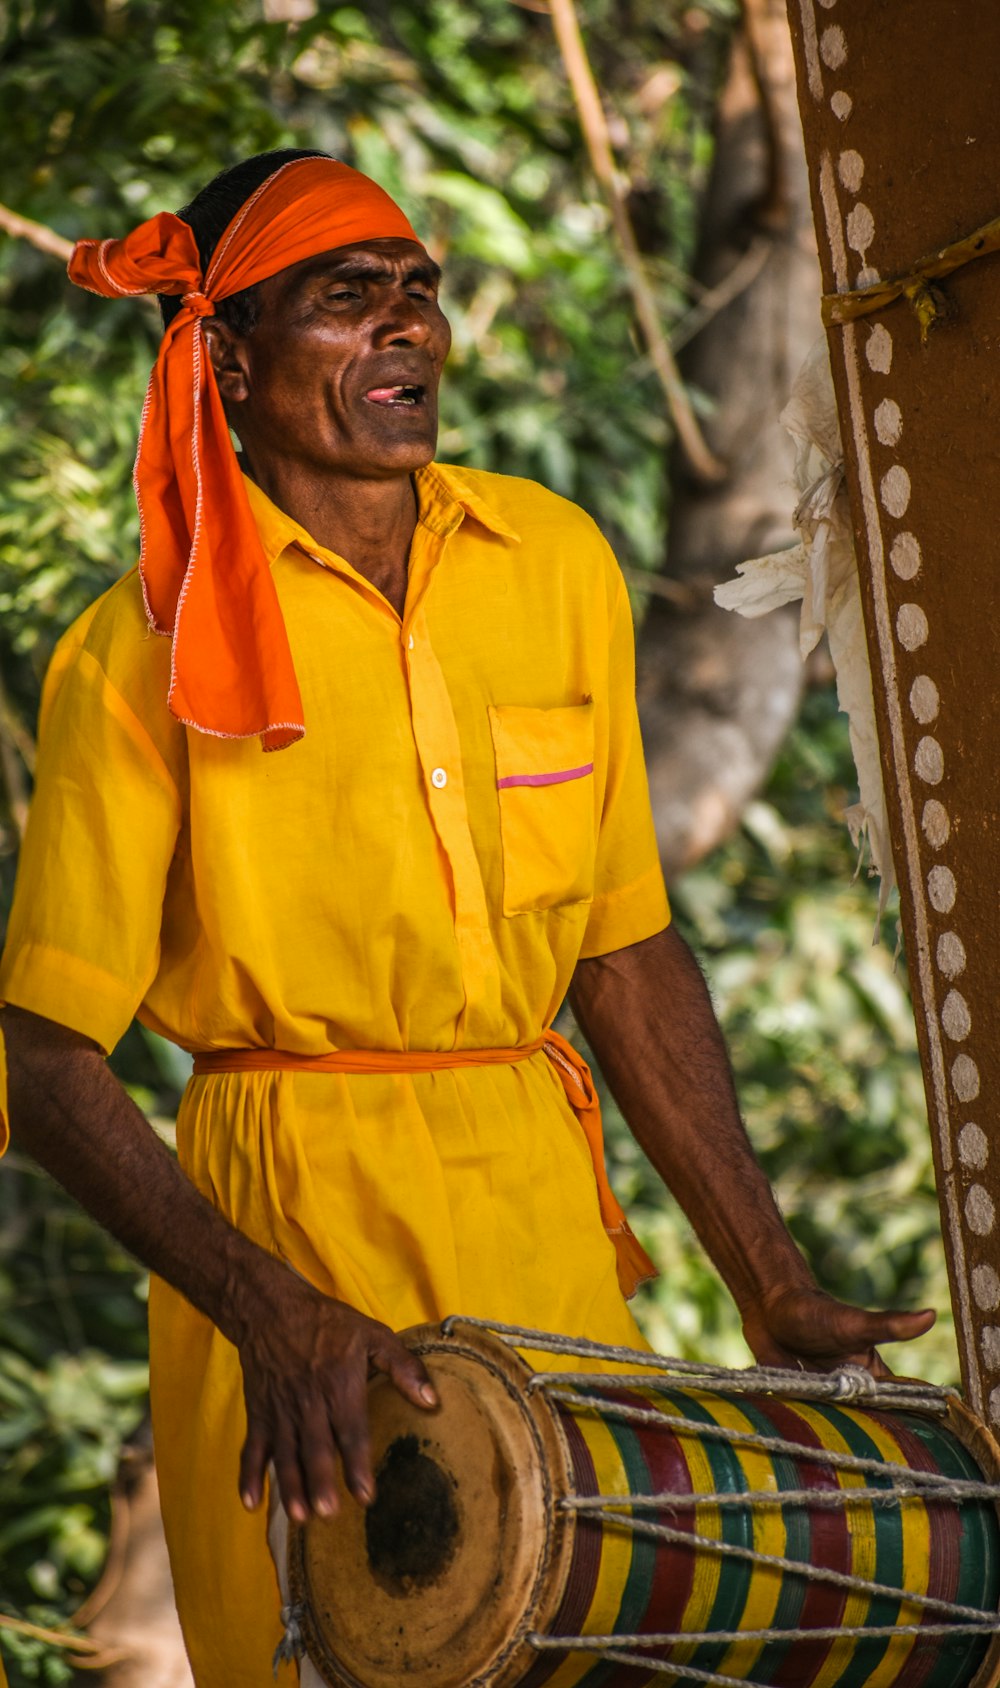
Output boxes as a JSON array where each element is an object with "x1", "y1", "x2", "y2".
[{"x1": 286, "y1": 1321, "x2": 578, "y2": 1688}]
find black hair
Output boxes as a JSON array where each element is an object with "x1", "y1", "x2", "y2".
[{"x1": 158, "y1": 148, "x2": 330, "y2": 334}]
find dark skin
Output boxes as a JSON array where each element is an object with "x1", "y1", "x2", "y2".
[{"x1": 3, "y1": 236, "x2": 934, "y2": 1527}]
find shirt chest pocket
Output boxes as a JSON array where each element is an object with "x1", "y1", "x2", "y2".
[{"x1": 488, "y1": 702, "x2": 596, "y2": 916}]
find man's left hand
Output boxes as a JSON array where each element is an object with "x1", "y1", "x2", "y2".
[{"x1": 742, "y1": 1285, "x2": 937, "y2": 1379}]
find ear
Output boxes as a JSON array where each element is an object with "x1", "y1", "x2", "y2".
[{"x1": 202, "y1": 318, "x2": 251, "y2": 404}]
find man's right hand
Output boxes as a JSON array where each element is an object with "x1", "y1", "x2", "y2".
[
  {"x1": 235, "y1": 1281, "x2": 438, "y2": 1523},
  {"x1": 1, "y1": 1006, "x2": 438, "y2": 1527}
]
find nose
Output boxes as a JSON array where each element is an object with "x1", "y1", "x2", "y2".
[{"x1": 371, "y1": 286, "x2": 432, "y2": 348}]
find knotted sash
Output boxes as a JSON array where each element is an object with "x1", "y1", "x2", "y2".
[
  {"x1": 193, "y1": 1030, "x2": 657, "y2": 1300},
  {"x1": 68, "y1": 158, "x2": 423, "y2": 749}
]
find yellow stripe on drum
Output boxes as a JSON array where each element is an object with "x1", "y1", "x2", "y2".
[
  {"x1": 544, "y1": 1405, "x2": 636, "y2": 1688},
  {"x1": 648, "y1": 1393, "x2": 724, "y2": 1673},
  {"x1": 834, "y1": 1406, "x2": 929, "y2": 1688},
  {"x1": 788, "y1": 1401, "x2": 876, "y2": 1688},
  {"x1": 706, "y1": 1394, "x2": 788, "y2": 1683}
]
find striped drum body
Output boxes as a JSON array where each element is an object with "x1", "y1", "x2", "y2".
[
  {"x1": 527, "y1": 1387, "x2": 999, "y2": 1688},
  {"x1": 279, "y1": 1322, "x2": 1000, "y2": 1688}
]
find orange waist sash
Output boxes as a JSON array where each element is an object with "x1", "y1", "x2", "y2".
[{"x1": 192, "y1": 1030, "x2": 655, "y2": 1299}]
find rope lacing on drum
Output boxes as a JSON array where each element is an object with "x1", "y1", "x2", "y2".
[
  {"x1": 525, "y1": 1632, "x2": 1000, "y2": 1688},
  {"x1": 272, "y1": 1603, "x2": 307, "y2": 1676},
  {"x1": 440, "y1": 1316, "x2": 1000, "y2": 1674},
  {"x1": 441, "y1": 1315, "x2": 955, "y2": 1414}
]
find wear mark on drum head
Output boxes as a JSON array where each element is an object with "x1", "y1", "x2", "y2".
[{"x1": 365, "y1": 1434, "x2": 461, "y2": 1594}]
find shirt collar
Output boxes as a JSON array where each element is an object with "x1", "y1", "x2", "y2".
[{"x1": 243, "y1": 461, "x2": 521, "y2": 569}]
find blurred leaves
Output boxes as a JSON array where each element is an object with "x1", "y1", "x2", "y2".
[
  {"x1": 0, "y1": 1, "x2": 954, "y2": 1681},
  {"x1": 600, "y1": 687, "x2": 954, "y2": 1384}
]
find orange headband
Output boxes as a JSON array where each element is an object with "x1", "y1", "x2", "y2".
[{"x1": 68, "y1": 157, "x2": 423, "y2": 750}]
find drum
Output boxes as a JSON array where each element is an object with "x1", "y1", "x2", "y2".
[{"x1": 273, "y1": 1319, "x2": 1000, "y2": 1688}]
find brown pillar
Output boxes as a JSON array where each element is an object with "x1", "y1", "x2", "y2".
[{"x1": 784, "y1": 0, "x2": 1000, "y2": 1420}]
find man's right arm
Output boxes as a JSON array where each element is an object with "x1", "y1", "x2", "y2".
[{"x1": 2, "y1": 1005, "x2": 436, "y2": 1520}]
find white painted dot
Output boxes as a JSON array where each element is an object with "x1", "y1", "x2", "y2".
[
  {"x1": 982, "y1": 1326, "x2": 1000, "y2": 1368},
  {"x1": 937, "y1": 932, "x2": 967, "y2": 979},
  {"x1": 942, "y1": 989, "x2": 971, "y2": 1042},
  {"x1": 953, "y1": 1055, "x2": 981, "y2": 1103},
  {"x1": 927, "y1": 865, "x2": 957, "y2": 912},
  {"x1": 881, "y1": 466, "x2": 912, "y2": 518},
  {"x1": 831, "y1": 90, "x2": 853, "y2": 121},
  {"x1": 895, "y1": 602, "x2": 927, "y2": 649},
  {"x1": 959, "y1": 1122, "x2": 988, "y2": 1169},
  {"x1": 838, "y1": 149, "x2": 865, "y2": 193},
  {"x1": 856, "y1": 265, "x2": 881, "y2": 289},
  {"x1": 846, "y1": 203, "x2": 876, "y2": 254},
  {"x1": 990, "y1": 1386, "x2": 1000, "y2": 1427},
  {"x1": 922, "y1": 800, "x2": 950, "y2": 849},
  {"x1": 874, "y1": 399, "x2": 902, "y2": 446},
  {"x1": 914, "y1": 735, "x2": 944, "y2": 785},
  {"x1": 821, "y1": 24, "x2": 848, "y2": 68},
  {"x1": 966, "y1": 1183, "x2": 995, "y2": 1234},
  {"x1": 866, "y1": 324, "x2": 892, "y2": 373},
  {"x1": 974, "y1": 1268, "x2": 1000, "y2": 1313},
  {"x1": 890, "y1": 532, "x2": 921, "y2": 579},
  {"x1": 818, "y1": 0, "x2": 837, "y2": 8},
  {"x1": 909, "y1": 676, "x2": 939, "y2": 723},
  {"x1": 431, "y1": 767, "x2": 448, "y2": 789}
]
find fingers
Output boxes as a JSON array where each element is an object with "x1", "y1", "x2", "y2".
[
  {"x1": 239, "y1": 1418, "x2": 271, "y2": 1513},
  {"x1": 329, "y1": 1365, "x2": 376, "y2": 1506},
  {"x1": 371, "y1": 1331, "x2": 438, "y2": 1410},
  {"x1": 830, "y1": 1303, "x2": 936, "y2": 1352}
]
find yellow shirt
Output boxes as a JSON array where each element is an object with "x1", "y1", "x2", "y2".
[
  {"x1": 0, "y1": 462, "x2": 666, "y2": 1068},
  {"x1": 0, "y1": 463, "x2": 669, "y2": 1685}
]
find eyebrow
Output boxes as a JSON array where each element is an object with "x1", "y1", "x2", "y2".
[{"x1": 295, "y1": 253, "x2": 443, "y2": 292}]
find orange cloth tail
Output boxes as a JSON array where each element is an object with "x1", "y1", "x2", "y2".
[
  {"x1": 193, "y1": 1034, "x2": 657, "y2": 1299},
  {"x1": 538, "y1": 1029, "x2": 658, "y2": 1300}
]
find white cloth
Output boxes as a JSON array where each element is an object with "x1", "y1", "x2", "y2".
[{"x1": 714, "y1": 338, "x2": 894, "y2": 917}]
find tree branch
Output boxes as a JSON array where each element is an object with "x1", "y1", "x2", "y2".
[
  {"x1": 0, "y1": 201, "x2": 73, "y2": 263},
  {"x1": 546, "y1": 0, "x2": 726, "y2": 483}
]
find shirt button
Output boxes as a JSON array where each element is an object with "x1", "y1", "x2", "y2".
[
  {"x1": 408, "y1": 634, "x2": 415, "y2": 650},
  {"x1": 431, "y1": 767, "x2": 448, "y2": 789}
]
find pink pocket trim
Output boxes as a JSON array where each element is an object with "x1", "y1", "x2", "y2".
[{"x1": 496, "y1": 761, "x2": 594, "y2": 790}]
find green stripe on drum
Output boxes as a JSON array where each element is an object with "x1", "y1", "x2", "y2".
[
  {"x1": 731, "y1": 1396, "x2": 827, "y2": 1686},
  {"x1": 892, "y1": 1412, "x2": 1000, "y2": 1688},
  {"x1": 571, "y1": 1389, "x2": 660, "y2": 1688},
  {"x1": 658, "y1": 1389, "x2": 756, "y2": 1678},
  {"x1": 806, "y1": 1404, "x2": 902, "y2": 1688}
]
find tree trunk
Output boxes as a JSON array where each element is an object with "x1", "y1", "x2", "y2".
[
  {"x1": 637, "y1": 0, "x2": 820, "y2": 879},
  {"x1": 89, "y1": 1456, "x2": 193, "y2": 1688}
]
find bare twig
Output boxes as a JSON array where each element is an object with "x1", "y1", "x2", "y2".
[
  {"x1": 0, "y1": 1612, "x2": 129, "y2": 1669},
  {"x1": 546, "y1": 0, "x2": 726, "y2": 482},
  {"x1": 669, "y1": 234, "x2": 771, "y2": 352},
  {"x1": 0, "y1": 201, "x2": 73, "y2": 263},
  {"x1": 623, "y1": 567, "x2": 717, "y2": 607}
]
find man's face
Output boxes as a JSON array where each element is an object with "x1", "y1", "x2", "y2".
[{"x1": 208, "y1": 237, "x2": 451, "y2": 481}]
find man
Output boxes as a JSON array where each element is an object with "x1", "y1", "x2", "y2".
[{"x1": 0, "y1": 151, "x2": 933, "y2": 1684}]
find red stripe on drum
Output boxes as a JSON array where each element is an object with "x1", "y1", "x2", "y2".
[
  {"x1": 518, "y1": 1408, "x2": 603, "y2": 1688},
  {"x1": 627, "y1": 1397, "x2": 699, "y2": 1648},
  {"x1": 754, "y1": 1398, "x2": 852, "y2": 1688},
  {"x1": 875, "y1": 1411, "x2": 957, "y2": 1688}
]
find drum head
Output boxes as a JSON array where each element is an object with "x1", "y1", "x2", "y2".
[{"x1": 287, "y1": 1324, "x2": 574, "y2": 1688}]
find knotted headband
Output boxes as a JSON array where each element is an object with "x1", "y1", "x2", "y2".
[{"x1": 68, "y1": 157, "x2": 423, "y2": 750}]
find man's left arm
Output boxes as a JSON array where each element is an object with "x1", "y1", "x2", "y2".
[{"x1": 569, "y1": 922, "x2": 935, "y2": 1373}]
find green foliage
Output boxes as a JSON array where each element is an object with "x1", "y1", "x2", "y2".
[
  {"x1": 600, "y1": 686, "x2": 955, "y2": 1384},
  {"x1": 0, "y1": 2, "x2": 954, "y2": 1681}
]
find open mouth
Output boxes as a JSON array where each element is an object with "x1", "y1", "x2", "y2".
[{"x1": 365, "y1": 383, "x2": 426, "y2": 408}]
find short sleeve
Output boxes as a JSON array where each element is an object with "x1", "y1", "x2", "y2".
[
  {"x1": 579, "y1": 574, "x2": 670, "y2": 958},
  {"x1": 0, "y1": 617, "x2": 182, "y2": 1056}
]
